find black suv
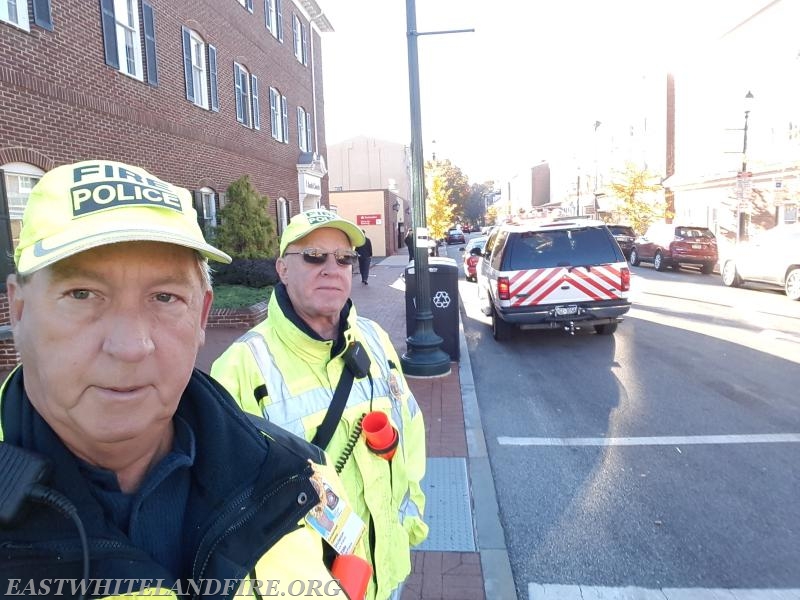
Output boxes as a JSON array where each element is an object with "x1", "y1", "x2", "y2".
[
  {"x1": 607, "y1": 224, "x2": 636, "y2": 259},
  {"x1": 476, "y1": 218, "x2": 632, "y2": 340}
]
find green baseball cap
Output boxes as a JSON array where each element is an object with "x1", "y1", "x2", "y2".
[
  {"x1": 14, "y1": 160, "x2": 231, "y2": 275},
  {"x1": 279, "y1": 209, "x2": 365, "y2": 256}
]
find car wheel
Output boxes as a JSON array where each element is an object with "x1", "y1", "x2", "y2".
[
  {"x1": 594, "y1": 323, "x2": 618, "y2": 335},
  {"x1": 700, "y1": 262, "x2": 714, "y2": 275},
  {"x1": 721, "y1": 260, "x2": 741, "y2": 287},
  {"x1": 785, "y1": 267, "x2": 800, "y2": 301},
  {"x1": 491, "y1": 307, "x2": 512, "y2": 341},
  {"x1": 629, "y1": 248, "x2": 641, "y2": 266},
  {"x1": 654, "y1": 251, "x2": 666, "y2": 271}
]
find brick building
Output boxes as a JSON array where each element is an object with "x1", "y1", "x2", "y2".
[{"x1": 0, "y1": 0, "x2": 333, "y2": 368}]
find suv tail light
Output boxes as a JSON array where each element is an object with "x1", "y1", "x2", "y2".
[
  {"x1": 497, "y1": 276, "x2": 511, "y2": 300},
  {"x1": 620, "y1": 266, "x2": 630, "y2": 291}
]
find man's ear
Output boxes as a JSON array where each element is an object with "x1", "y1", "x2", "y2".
[
  {"x1": 276, "y1": 257, "x2": 289, "y2": 283},
  {"x1": 197, "y1": 288, "x2": 214, "y2": 346},
  {"x1": 6, "y1": 274, "x2": 24, "y2": 327}
]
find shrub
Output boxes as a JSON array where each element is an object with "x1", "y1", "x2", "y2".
[
  {"x1": 212, "y1": 258, "x2": 279, "y2": 288},
  {"x1": 215, "y1": 175, "x2": 279, "y2": 258}
]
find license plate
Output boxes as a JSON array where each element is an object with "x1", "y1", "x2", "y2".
[
  {"x1": 692, "y1": 243, "x2": 702, "y2": 249},
  {"x1": 555, "y1": 305, "x2": 578, "y2": 316}
]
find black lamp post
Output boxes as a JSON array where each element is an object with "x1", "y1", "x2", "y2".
[{"x1": 400, "y1": 0, "x2": 471, "y2": 377}]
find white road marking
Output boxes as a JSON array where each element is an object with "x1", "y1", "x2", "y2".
[
  {"x1": 499, "y1": 433, "x2": 800, "y2": 446},
  {"x1": 528, "y1": 584, "x2": 800, "y2": 599}
]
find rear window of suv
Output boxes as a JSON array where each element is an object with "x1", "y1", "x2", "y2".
[
  {"x1": 501, "y1": 226, "x2": 622, "y2": 271},
  {"x1": 675, "y1": 227, "x2": 714, "y2": 239},
  {"x1": 608, "y1": 225, "x2": 635, "y2": 237}
]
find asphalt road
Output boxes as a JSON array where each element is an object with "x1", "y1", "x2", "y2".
[{"x1": 450, "y1": 238, "x2": 800, "y2": 599}]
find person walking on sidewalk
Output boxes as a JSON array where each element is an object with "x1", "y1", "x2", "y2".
[
  {"x1": 404, "y1": 228, "x2": 414, "y2": 261},
  {"x1": 356, "y1": 229, "x2": 373, "y2": 285},
  {"x1": 211, "y1": 209, "x2": 429, "y2": 600},
  {"x1": 0, "y1": 161, "x2": 353, "y2": 598}
]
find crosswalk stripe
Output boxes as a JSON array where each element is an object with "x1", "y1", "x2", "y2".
[
  {"x1": 528, "y1": 583, "x2": 800, "y2": 599},
  {"x1": 499, "y1": 433, "x2": 800, "y2": 447}
]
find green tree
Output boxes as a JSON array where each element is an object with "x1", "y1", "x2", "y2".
[
  {"x1": 214, "y1": 175, "x2": 278, "y2": 258},
  {"x1": 466, "y1": 181, "x2": 494, "y2": 225},
  {"x1": 425, "y1": 159, "x2": 470, "y2": 221},
  {"x1": 426, "y1": 174, "x2": 455, "y2": 243},
  {"x1": 609, "y1": 162, "x2": 666, "y2": 233}
]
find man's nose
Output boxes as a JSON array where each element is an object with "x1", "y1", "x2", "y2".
[{"x1": 102, "y1": 309, "x2": 156, "y2": 361}]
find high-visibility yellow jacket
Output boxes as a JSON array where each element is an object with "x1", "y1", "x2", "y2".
[
  {"x1": 211, "y1": 286, "x2": 428, "y2": 600},
  {"x1": 0, "y1": 367, "x2": 344, "y2": 599}
]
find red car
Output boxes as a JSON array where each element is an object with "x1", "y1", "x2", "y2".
[
  {"x1": 630, "y1": 224, "x2": 718, "y2": 274},
  {"x1": 461, "y1": 236, "x2": 487, "y2": 282}
]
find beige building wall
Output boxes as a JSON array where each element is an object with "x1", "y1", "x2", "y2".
[
  {"x1": 330, "y1": 189, "x2": 403, "y2": 257},
  {"x1": 327, "y1": 136, "x2": 412, "y2": 225}
]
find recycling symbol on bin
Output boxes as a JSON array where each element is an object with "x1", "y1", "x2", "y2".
[{"x1": 432, "y1": 290, "x2": 451, "y2": 308}]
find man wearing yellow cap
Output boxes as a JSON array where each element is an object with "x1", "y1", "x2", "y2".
[
  {"x1": 0, "y1": 161, "x2": 351, "y2": 599},
  {"x1": 211, "y1": 209, "x2": 428, "y2": 600}
]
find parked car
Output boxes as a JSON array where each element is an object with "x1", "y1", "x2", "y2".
[
  {"x1": 460, "y1": 236, "x2": 487, "y2": 282},
  {"x1": 477, "y1": 218, "x2": 631, "y2": 340},
  {"x1": 445, "y1": 228, "x2": 466, "y2": 245},
  {"x1": 607, "y1": 224, "x2": 636, "y2": 259},
  {"x1": 630, "y1": 224, "x2": 718, "y2": 274},
  {"x1": 721, "y1": 224, "x2": 800, "y2": 300}
]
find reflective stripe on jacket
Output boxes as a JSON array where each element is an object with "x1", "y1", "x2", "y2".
[
  {"x1": 0, "y1": 367, "x2": 343, "y2": 600},
  {"x1": 211, "y1": 292, "x2": 428, "y2": 600}
]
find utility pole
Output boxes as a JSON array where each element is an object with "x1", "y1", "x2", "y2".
[
  {"x1": 400, "y1": 0, "x2": 472, "y2": 377},
  {"x1": 736, "y1": 91, "x2": 754, "y2": 244}
]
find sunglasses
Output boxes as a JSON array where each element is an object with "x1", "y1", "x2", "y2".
[{"x1": 284, "y1": 247, "x2": 359, "y2": 267}]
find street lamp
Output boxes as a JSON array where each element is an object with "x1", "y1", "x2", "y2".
[
  {"x1": 737, "y1": 90, "x2": 755, "y2": 243},
  {"x1": 400, "y1": 0, "x2": 472, "y2": 377}
]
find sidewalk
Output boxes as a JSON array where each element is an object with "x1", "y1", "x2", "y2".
[{"x1": 196, "y1": 254, "x2": 516, "y2": 600}]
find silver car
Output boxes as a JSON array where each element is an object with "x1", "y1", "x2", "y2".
[{"x1": 721, "y1": 224, "x2": 800, "y2": 300}]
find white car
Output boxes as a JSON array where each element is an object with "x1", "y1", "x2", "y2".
[{"x1": 721, "y1": 224, "x2": 800, "y2": 300}]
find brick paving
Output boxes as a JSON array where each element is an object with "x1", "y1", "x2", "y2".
[{"x1": 199, "y1": 255, "x2": 486, "y2": 600}]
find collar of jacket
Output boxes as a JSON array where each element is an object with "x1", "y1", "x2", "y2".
[
  {"x1": 272, "y1": 282, "x2": 356, "y2": 358},
  {"x1": 0, "y1": 368, "x2": 323, "y2": 595}
]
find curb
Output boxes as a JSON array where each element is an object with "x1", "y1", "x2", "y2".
[{"x1": 457, "y1": 310, "x2": 517, "y2": 599}]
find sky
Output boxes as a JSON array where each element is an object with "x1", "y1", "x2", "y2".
[{"x1": 320, "y1": 0, "x2": 771, "y2": 185}]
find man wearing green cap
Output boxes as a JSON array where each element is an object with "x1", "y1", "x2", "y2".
[
  {"x1": 211, "y1": 208, "x2": 428, "y2": 600},
  {"x1": 0, "y1": 161, "x2": 350, "y2": 598}
]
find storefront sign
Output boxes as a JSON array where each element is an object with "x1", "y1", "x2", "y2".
[{"x1": 357, "y1": 214, "x2": 382, "y2": 225}]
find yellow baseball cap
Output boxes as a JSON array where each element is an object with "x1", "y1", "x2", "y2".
[
  {"x1": 14, "y1": 160, "x2": 232, "y2": 275},
  {"x1": 279, "y1": 209, "x2": 365, "y2": 256}
]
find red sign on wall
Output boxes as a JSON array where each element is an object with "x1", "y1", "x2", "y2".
[{"x1": 357, "y1": 214, "x2": 381, "y2": 225}]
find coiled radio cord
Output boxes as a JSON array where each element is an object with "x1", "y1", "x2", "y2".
[{"x1": 335, "y1": 373, "x2": 374, "y2": 474}]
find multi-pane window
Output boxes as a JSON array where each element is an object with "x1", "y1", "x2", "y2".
[
  {"x1": 200, "y1": 187, "x2": 217, "y2": 228},
  {"x1": 277, "y1": 197, "x2": 288, "y2": 234},
  {"x1": 297, "y1": 106, "x2": 312, "y2": 152},
  {"x1": 269, "y1": 87, "x2": 288, "y2": 143},
  {"x1": 292, "y1": 14, "x2": 307, "y2": 65},
  {"x1": 182, "y1": 28, "x2": 218, "y2": 111},
  {"x1": 100, "y1": 0, "x2": 158, "y2": 85},
  {"x1": 1, "y1": 0, "x2": 30, "y2": 30},
  {"x1": 265, "y1": 0, "x2": 282, "y2": 41},
  {"x1": 2, "y1": 165, "x2": 43, "y2": 250},
  {"x1": 118, "y1": 0, "x2": 142, "y2": 78},
  {"x1": 234, "y1": 63, "x2": 260, "y2": 130},
  {"x1": 237, "y1": 0, "x2": 253, "y2": 12}
]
